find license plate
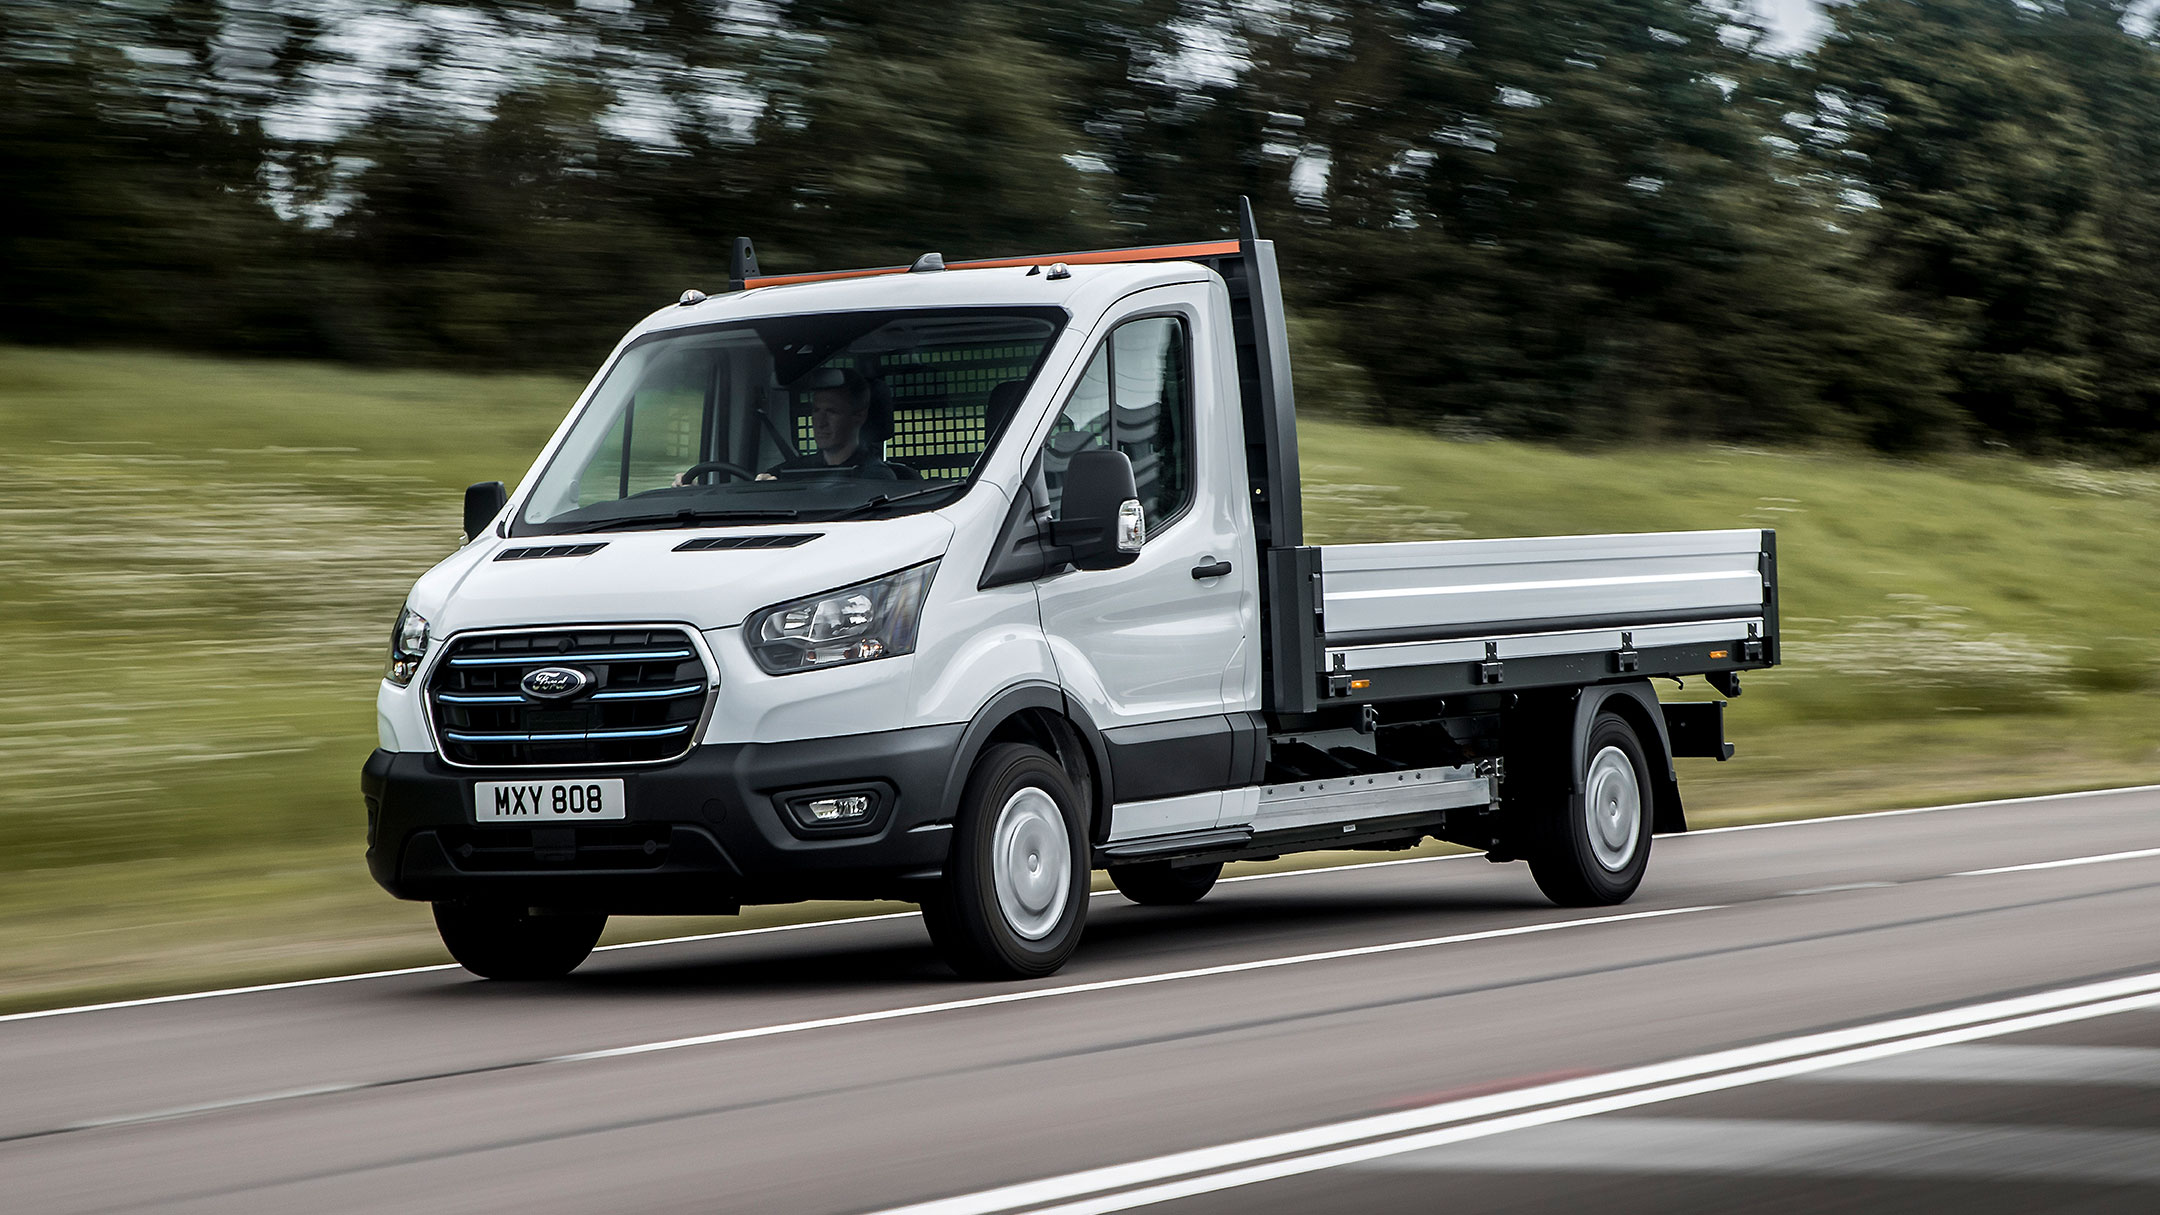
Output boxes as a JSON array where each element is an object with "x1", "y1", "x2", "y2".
[{"x1": 474, "y1": 779, "x2": 626, "y2": 823}]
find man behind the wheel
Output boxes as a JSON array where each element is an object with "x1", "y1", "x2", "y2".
[{"x1": 762, "y1": 370, "x2": 894, "y2": 479}]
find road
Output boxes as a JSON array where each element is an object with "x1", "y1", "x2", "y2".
[{"x1": 2, "y1": 787, "x2": 2156, "y2": 1214}]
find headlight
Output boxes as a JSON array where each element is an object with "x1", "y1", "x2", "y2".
[
  {"x1": 386, "y1": 606, "x2": 430, "y2": 686},
  {"x1": 748, "y1": 561, "x2": 937, "y2": 674}
]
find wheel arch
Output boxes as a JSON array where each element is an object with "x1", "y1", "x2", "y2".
[
  {"x1": 1573, "y1": 681, "x2": 1685, "y2": 834},
  {"x1": 941, "y1": 683, "x2": 1114, "y2": 847}
]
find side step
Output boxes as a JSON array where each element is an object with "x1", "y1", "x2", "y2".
[{"x1": 1096, "y1": 764, "x2": 1494, "y2": 868}]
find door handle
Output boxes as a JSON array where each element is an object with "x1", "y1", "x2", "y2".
[{"x1": 1191, "y1": 558, "x2": 1233, "y2": 580}]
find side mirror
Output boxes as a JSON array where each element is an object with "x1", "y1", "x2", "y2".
[
  {"x1": 1051, "y1": 449, "x2": 1144, "y2": 571},
  {"x1": 463, "y1": 481, "x2": 507, "y2": 542}
]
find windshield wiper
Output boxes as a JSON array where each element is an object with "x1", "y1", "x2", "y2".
[
  {"x1": 826, "y1": 484, "x2": 964, "y2": 521},
  {"x1": 563, "y1": 508, "x2": 801, "y2": 534}
]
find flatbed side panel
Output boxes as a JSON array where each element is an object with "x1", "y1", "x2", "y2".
[
  {"x1": 1335, "y1": 617, "x2": 1764, "y2": 673},
  {"x1": 1319, "y1": 529, "x2": 1767, "y2": 645}
]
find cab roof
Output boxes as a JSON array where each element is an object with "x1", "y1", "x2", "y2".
[{"x1": 630, "y1": 246, "x2": 1231, "y2": 340}]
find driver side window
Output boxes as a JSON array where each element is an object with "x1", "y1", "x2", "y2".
[{"x1": 1041, "y1": 316, "x2": 1191, "y2": 532}]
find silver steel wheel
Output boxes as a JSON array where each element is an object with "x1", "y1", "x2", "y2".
[
  {"x1": 991, "y1": 786, "x2": 1072, "y2": 941},
  {"x1": 1583, "y1": 744, "x2": 1642, "y2": 872}
]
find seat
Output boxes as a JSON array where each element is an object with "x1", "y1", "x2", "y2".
[{"x1": 985, "y1": 380, "x2": 1029, "y2": 441}]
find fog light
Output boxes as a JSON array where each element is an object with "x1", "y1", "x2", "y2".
[
  {"x1": 780, "y1": 787, "x2": 885, "y2": 834},
  {"x1": 804, "y1": 795, "x2": 872, "y2": 824}
]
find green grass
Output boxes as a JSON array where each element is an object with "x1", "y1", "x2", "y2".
[{"x1": 2, "y1": 344, "x2": 2157, "y2": 1012}]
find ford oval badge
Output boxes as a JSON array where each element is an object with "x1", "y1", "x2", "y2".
[{"x1": 520, "y1": 666, "x2": 592, "y2": 700}]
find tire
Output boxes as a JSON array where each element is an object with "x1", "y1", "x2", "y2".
[
  {"x1": 1525, "y1": 712, "x2": 1653, "y2": 907},
  {"x1": 922, "y1": 743, "x2": 1090, "y2": 979},
  {"x1": 432, "y1": 902, "x2": 606, "y2": 980},
  {"x1": 1109, "y1": 860, "x2": 1222, "y2": 906}
]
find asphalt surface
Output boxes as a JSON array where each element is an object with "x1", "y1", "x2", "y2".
[{"x1": 2, "y1": 787, "x2": 2156, "y2": 1214}]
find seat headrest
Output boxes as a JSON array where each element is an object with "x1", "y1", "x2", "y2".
[
  {"x1": 985, "y1": 380, "x2": 1028, "y2": 437},
  {"x1": 862, "y1": 378, "x2": 895, "y2": 443}
]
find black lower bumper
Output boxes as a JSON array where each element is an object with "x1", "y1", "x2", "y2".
[{"x1": 361, "y1": 725, "x2": 964, "y2": 913}]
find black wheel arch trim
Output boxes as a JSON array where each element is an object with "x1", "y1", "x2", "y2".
[
  {"x1": 941, "y1": 683, "x2": 1116, "y2": 846},
  {"x1": 1571, "y1": 680, "x2": 1684, "y2": 834}
]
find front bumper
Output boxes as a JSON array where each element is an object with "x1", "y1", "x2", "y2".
[{"x1": 361, "y1": 725, "x2": 964, "y2": 913}]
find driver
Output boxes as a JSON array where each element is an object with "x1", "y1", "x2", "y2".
[{"x1": 760, "y1": 371, "x2": 894, "y2": 479}]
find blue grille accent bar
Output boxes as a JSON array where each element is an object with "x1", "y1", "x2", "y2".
[
  {"x1": 449, "y1": 649, "x2": 695, "y2": 667},
  {"x1": 591, "y1": 683, "x2": 707, "y2": 700},
  {"x1": 443, "y1": 724, "x2": 695, "y2": 743},
  {"x1": 436, "y1": 692, "x2": 526, "y2": 705}
]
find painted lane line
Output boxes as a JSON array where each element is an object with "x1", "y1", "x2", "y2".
[
  {"x1": 1954, "y1": 846, "x2": 2160, "y2": 877},
  {"x1": 0, "y1": 910, "x2": 919, "y2": 1026},
  {"x1": 0, "y1": 856, "x2": 1545, "y2": 1028},
  {"x1": 7, "y1": 780, "x2": 2153, "y2": 1025},
  {"x1": 4, "y1": 906, "x2": 1719, "y2": 1142},
  {"x1": 546, "y1": 906, "x2": 1716, "y2": 1065},
  {"x1": 0, "y1": 855, "x2": 1495, "y2": 1028},
  {"x1": 1682, "y1": 782, "x2": 2160, "y2": 836},
  {"x1": 1795, "y1": 1042, "x2": 2160, "y2": 1087},
  {"x1": 1351, "y1": 1115, "x2": 2160, "y2": 1184},
  {"x1": 865, "y1": 969, "x2": 2160, "y2": 1215},
  {"x1": 1006, "y1": 990, "x2": 2160, "y2": 1215}
]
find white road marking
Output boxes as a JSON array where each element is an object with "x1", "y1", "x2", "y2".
[
  {"x1": 1685, "y1": 782, "x2": 2160, "y2": 835},
  {"x1": 0, "y1": 858, "x2": 1492, "y2": 1027},
  {"x1": 1954, "y1": 846, "x2": 2160, "y2": 877},
  {"x1": 1799, "y1": 1042, "x2": 2160, "y2": 1087},
  {"x1": 1782, "y1": 882, "x2": 1897, "y2": 896},
  {"x1": 19, "y1": 906, "x2": 1718, "y2": 1140},
  {"x1": 1350, "y1": 1116, "x2": 2160, "y2": 1185},
  {"x1": 866, "y1": 971, "x2": 2160, "y2": 1215},
  {"x1": 0, "y1": 910, "x2": 917, "y2": 1026},
  {"x1": 5, "y1": 781, "x2": 2154, "y2": 1026},
  {"x1": 545, "y1": 906, "x2": 1717, "y2": 1065}
]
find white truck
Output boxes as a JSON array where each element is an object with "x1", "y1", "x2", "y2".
[{"x1": 363, "y1": 203, "x2": 1780, "y2": 980}]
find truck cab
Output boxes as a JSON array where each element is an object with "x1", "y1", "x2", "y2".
[{"x1": 364, "y1": 210, "x2": 1778, "y2": 980}]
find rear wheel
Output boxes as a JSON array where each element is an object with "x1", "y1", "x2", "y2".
[
  {"x1": 432, "y1": 903, "x2": 606, "y2": 980},
  {"x1": 923, "y1": 743, "x2": 1090, "y2": 979},
  {"x1": 1109, "y1": 860, "x2": 1222, "y2": 906},
  {"x1": 1526, "y1": 712, "x2": 1652, "y2": 906}
]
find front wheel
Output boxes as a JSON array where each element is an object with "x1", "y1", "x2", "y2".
[
  {"x1": 923, "y1": 743, "x2": 1090, "y2": 979},
  {"x1": 1525, "y1": 712, "x2": 1653, "y2": 906},
  {"x1": 432, "y1": 903, "x2": 606, "y2": 980}
]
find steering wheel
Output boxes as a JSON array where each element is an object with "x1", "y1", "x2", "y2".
[{"x1": 677, "y1": 461, "x2": 759, "y2": 484}]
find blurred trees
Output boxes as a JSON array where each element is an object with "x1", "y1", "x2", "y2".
[
  {"x1": 1812, "y1": 0, "x2": 2160, "y2": 453},
  {"x1": 5, "y1": 0, "x2": 2160, "y2": 456}
]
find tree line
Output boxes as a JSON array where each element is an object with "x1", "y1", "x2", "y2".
[{"x1": 5, "y1": 0, "x2": 2160, "y2": 456}]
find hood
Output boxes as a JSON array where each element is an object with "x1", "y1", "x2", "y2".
[{"x1": 408, "y1": 512, "x2": 956, "y2": 637}]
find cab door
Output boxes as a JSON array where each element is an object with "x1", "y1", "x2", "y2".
[{"x1": 1031, "y1": 287, "x2": 1259, "y2": 839}]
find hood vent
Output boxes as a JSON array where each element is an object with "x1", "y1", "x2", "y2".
[
  {"x1": 496, "y1": 543, "x2": 607, "y2": 561},
  {"x1": 674, "y1": 534, "x2": 821, "y2": 552}
]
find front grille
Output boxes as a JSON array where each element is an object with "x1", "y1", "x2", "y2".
[
  {"x1": 427, "y1": 627, "x2": 710, "y2": 767},
  {"x1": 438, "y1": 825, "x2": 676, "y2": 871}
]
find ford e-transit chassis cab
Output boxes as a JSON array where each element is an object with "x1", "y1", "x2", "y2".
[{"x1": 363, "y1": 205, "x2": 1780, "y2": 981}]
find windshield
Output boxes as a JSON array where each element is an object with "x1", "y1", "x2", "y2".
[{"x1": 514, "y1": 307, "x2": 1066, "y2": 535}]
